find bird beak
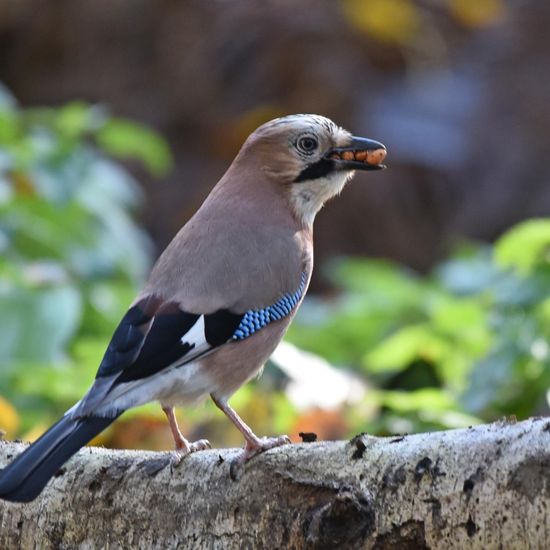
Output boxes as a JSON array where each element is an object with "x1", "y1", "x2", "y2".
[{"x1": 326, "y1": 136, "x2": 387, "y2": 171}]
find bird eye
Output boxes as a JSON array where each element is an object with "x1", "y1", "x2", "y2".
[{"x1": 297, "y1": 136, "x2": 318, "y2": 154}]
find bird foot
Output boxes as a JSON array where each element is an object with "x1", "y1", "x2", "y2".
[
  {"x1": 243, "y1": 435, "x2": 291, "y2": 461},
  {"x1": 229, "y1": 435, "x2": 290, "y2": 480},
  {"x1": 171, "y1": 438, "x2": 211, "y2": 466}
]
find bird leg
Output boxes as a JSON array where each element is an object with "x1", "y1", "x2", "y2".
[
  {"x1": 162, "y1": 406, "x2": 210, "y2": 464},
  {"x1": 210, "y1": 395, "x2": 291, "y2": 463}
]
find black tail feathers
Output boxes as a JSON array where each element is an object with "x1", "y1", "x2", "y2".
[{"x1": 0, "y1": 414, "x2": 117, "y2": 502}]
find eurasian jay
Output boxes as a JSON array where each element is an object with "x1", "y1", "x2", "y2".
[{"x1": 0, "y1": 114, "x2": 386, "y2": 502}]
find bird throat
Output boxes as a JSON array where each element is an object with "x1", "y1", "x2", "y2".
[{"x1": 289, "y1": 171, "x2": 353, "y2": 227}]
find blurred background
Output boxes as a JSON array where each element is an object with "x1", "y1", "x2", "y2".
[{"x1": 0, "y1": 0, "x2": 549, "y2": 451}]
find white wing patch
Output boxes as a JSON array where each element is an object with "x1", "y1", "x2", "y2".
[{"x1": 181, "y1": 315, "x2": 209, "y2": 353}]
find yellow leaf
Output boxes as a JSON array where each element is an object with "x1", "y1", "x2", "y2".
[
  {"x1": 450, "y1": 0, "x2": 505, "y2": 28},
  {"x1": 341, "y1": 0, "x2": 420, "y2": 44},
  {"x1": 0, "y1": 397, "x2": 20, "y2": 438},
  {"x1": 88, "y1": 432, "x2": 110, "y2": 447},
  {"x1": 11, "y1": 171, "x2": 36, "y2": 197}
]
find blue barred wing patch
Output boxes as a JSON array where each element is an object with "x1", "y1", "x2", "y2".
[{"x1": 232, "y1": 272, "x2": 307, "y2": 340}]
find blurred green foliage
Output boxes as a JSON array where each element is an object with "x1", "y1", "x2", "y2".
[
  {"x1": 0, "y1": 89, "x2": 548, "y2": 446},
  {"x1": 0, "y1": 88, "x2": 172, "y2": 435},
  {"x1": 287, "y1": 219, "x2": 550, "y2": 435}
]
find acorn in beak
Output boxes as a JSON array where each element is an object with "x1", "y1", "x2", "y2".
[{"x1": 327, "y1": 136, "x2": 387, "y2": 171}]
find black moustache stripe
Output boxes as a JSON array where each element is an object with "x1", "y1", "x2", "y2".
[{"x1": 294, "y1": 158, "x2": 335, "y2": 183}]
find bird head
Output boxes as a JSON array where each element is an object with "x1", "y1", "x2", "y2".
[{"x1": 236, "y1": 114, "x2": 387, "y2": 226}]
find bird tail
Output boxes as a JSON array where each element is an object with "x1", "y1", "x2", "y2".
[{"x1": 0, "y1": 413, "x2": 119, "y2": 503}]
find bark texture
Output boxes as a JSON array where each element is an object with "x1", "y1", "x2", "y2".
[{"x1": 0, "y1": 418, "x2": 549, "y2": 549}]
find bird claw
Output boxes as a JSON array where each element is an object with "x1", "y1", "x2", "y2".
[
  {"x1": 189, "y1": 438, "x2": 212, "y2": 452},
  {"x1": 171, "y1": 438, "x2": 211, "y2": 466},
  {"x1": 229, "y1": 435, "x2": 291, "y2": 480},
  {"x1": 240, "y1": 434, "x2": 291, "y2": 463}
]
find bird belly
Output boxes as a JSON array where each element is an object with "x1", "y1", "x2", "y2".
[
  {"x1": 200, "y1": 317, "x2": 291, "y2": 401},
  {"x1": 91, "y1": 361, "x2": 215, "y2": 414},
  {"x1": 148, "y1": 361, "x2": 219, "y2": 407},
  {"x1": 154, "y1": 361, "x2": 216, "y2": 407}
]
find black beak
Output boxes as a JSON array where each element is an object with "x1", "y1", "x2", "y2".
[{"x1": 325, "y1": 136, "x2": 387, "y2": 171}]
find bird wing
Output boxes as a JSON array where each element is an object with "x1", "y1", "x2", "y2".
[
  {"x1": 74, "y1": 272, "x2": 307, "y2": 416},
  {"x1": 96, "y1": 296, "x2": 243, "y2": 385}
]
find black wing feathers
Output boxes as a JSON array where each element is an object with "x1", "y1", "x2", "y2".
[
  {"x1": 96, "y1": 296, "x2": 244, "y2": 386},
  {"x1": 204, "y1": 310, "x2": 243, "y2": 346},
  {"x1": 97, "y1": 296, "x2": 162, "y2": 378},
  {"x1": 115, "y1": 304, "x2": 200, "y2": 384}
]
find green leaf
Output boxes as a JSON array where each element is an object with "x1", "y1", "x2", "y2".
[
  {"x1": 495, "y1": 219, "x2": 550, "y2": 273},
  {"x1": 430, "y1": 295, "x2": 486, "y2": 334},
  {"x1": 55, "y1": 101, "x2": 95, "y2": 138},
  {"x1": 0, "y1": 109, "x2": 21, "y2": 144},
  {"x1": 1, "y1": 198, "x2": 96, "y2": 263},
  {"x1": 364, "y1": 324, "x2": 449, "y2": 373},
  {"x1": 330, "y1": 258, "x2": 423, "y2": 308},
  {"x1": 377, "y1": 388, "x2": 457, "y2": 413},
  {"x1": 97, "y1": 119, "x2": 173, "y2": 176},
  {"x1": 537, "y1": 297, "x2": 550, "y2": 325},
  {"x1": 0, "y1": 285, "x2": 82, "y2": 363}
]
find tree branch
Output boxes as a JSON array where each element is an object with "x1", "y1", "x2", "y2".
[{"x1": 1, "y1": 418, "x2": 549, "y2": 548}]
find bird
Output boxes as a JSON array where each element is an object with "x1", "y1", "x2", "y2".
[{"x1": 0, "y1": 114, "x2": 386, "y2": 502}]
